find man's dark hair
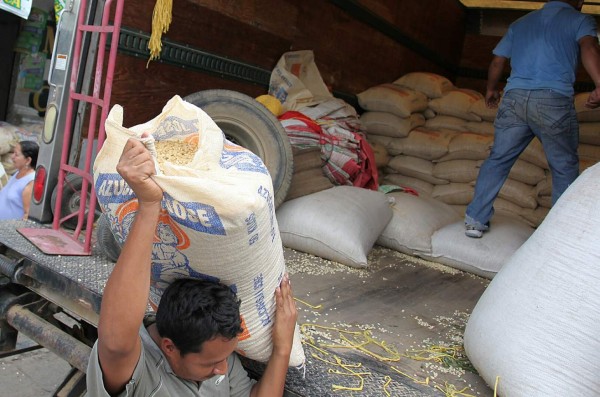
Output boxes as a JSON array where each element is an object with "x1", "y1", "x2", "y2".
[
  {"x1": 155, "y1": 278, "x2": 243, "y2": 356},
  {"x1": 19, "y1": 140, "x2": 39, "y2": 168}
]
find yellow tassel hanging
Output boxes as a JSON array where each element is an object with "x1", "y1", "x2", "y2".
[{"x1": 147, "y1": 0, "x2": 173, "y2": 66}]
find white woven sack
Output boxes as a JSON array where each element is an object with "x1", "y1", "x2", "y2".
[
  {"x1": 464, "y1": 163, "x2": 600, "y2": 396},
  {"x1": 268, "y1": 50, "x2": 332, "y2": 112},
  {"x1": 93, "y1": 95, "x2": 305, "y2": 367},
  {"x1": 423, "y1": 215, "x2": 533, "y2": 278},
  {"x1": 376, "y1": 192, "x2": 460, "y2": 255},
  {"x1": 276, "y1": 186, "x2": 392, "y2": 268}
]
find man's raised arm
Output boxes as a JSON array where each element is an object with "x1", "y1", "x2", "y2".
[{"x1": 97, "y1": 138, "x2": 164, "y2": 394}]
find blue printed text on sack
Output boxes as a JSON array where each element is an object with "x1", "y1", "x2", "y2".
[{"x1": 163, "y1": 192, "x2": 225, "y2": 235}]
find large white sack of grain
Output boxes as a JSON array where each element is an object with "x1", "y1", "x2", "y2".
[
  {"x1": 357, "y1": 84, "x2": 428, "y2": 118},
  {"x1": 360, "y1": 112, "x2": 425, "y2": 138},
  {"x1": 94, "y1": 95, "x2": 305, "y2": 367},
  {"x1": 377, "y1": 192, "x2": 461, "y2": 255},
  {"x1": 464, "y1": 162, "x2": 600, "y2": 396},
  {"x1": 423, "y1": 215, "x2": 534, "y2": 278},
  {"x1": 393, "y1": 72, "x2": 454, "y2": 98},
  {"x1": 428, "y1": 89, "x2": 483, "y2": 121},
  {"x1": 276, "y1": 186, "x2": 392, "y2": 268}
]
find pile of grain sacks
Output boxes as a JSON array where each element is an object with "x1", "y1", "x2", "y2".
[{"x1": 359, "y1": 72, "x2": 600, "y2": 228}]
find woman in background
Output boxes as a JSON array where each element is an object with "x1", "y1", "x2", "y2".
[{"x1": 0, "y1": 140, "x2": 39, "y2": 220}]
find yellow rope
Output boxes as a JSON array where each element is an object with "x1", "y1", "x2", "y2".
[
  {"x1": 383, "y1": 376, "x2": 392, "y2": 396},
  {"x1": 147, "y1": 0, "x2": 173, "y2": 66},
  {"x1": 494, "y1": 376, "x2": 500, "y2": 397},
  {"x1": 294, "y1": 297, "x2": 322, "y2": 310},
  {"x1": 390, "y1": 366, "x2": 430, "y2": 386},
  {"x1": 434, "y1": 382, "x2": 477, "y2": 397}
]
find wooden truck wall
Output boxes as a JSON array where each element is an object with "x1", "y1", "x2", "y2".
[{"x1": 112, "y1": 0, "x2": 467, "y2": 126}]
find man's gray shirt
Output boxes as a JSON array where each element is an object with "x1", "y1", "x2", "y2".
[{"x1": 86, "y1": 325, "x2": 256, "y2": 396}]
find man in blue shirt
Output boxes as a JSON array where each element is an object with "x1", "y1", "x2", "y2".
[{"x1": 465, "y1": 0, "x2": 600, "y2": 238}]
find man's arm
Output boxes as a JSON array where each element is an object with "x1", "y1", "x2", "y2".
[
  {"x1": 250, "y1": 274, "x2": 297, "y2": 397},
  {"x1": 579, "y1": 35, "x2": 600, "y2": 109},
  {"x1": 485, "y1": 55, "x2": 507, "y2": 108},
  {"x1": 97, "y1": 138, "x2": 164, "y2": 394}
]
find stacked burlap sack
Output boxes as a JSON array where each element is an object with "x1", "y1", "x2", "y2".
[
  {"x1": 359, "y1": 72, "x2": 600, "y2": 229},
  {"x1": 284, "y1": 146, "x2": 334, "y2": 201}
]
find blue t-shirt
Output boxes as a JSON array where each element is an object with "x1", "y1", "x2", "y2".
[
  {"x1": 0, "y1": 172, "x2": 35, "y2": 220},
  {"x1": 494, "y1": 1, "x2": 597, "y2": 97}
]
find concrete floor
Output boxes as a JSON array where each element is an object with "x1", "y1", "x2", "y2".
[{"x1": 0, "y1": 335, "x2": 72, "y2": 397}]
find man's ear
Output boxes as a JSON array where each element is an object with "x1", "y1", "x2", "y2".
[{"x1": 161, "y1": 337, "x2": 179, "y2": 356}]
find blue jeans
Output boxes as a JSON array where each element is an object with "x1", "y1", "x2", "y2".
[{"x1": 465, "y1": 89, "x2": 579, "y2": 230}]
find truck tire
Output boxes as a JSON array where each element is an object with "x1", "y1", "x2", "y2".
[
  {"x1": 96, "y1": 213, "x2": 121, "y2": 262},
  {"x1": 183, "y1": 89, "x2": 293, "y2": 208},
  {"x1": 50, "y1": 173, "x2": 100, "y2": 230}
]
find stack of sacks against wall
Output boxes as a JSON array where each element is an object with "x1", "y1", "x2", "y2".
[{"x1": 359, "y1": 72, "x2": 585, "y2": 228}]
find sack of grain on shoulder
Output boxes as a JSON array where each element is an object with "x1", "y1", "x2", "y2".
[{"x1": 93, "y1": 95, "x2": 305, "y2": 367}]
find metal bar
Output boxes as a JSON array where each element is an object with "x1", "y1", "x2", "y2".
[
  {"x1": 6, "y1": 304, "x2": 92, "y2": 372},
  {"x1": 70, "y1": 92, "x2": 104, "y2": 106},
  {"x1": 116, "y1": 27, "x2": 358, "y2": 107},
  {"x1": 0, "y1": 254, "x2": 20, "y2": 279},
  {"x1": 79, "y1": 25, "x2": 114, "y2": 33}
]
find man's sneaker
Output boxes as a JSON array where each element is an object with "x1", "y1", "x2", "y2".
[{"x1": 465, "y1": 225, "x2": 483, "y2": 238}]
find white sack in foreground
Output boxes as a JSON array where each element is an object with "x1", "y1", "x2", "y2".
[
  {"x1": 464, "y1": 162, "x2": 600, "y2": 396},
  {"x1": 93, "y1": 95, "x2": 305, "y2": 367}
]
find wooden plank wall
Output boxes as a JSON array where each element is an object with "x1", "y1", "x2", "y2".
[{"x1": 111, "y1": 0, "x2": 467, "y2": 126}]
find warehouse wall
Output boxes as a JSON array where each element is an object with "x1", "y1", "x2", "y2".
[{"x1": 111, "y1": 0, "x2": 467, "y2": 125}]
